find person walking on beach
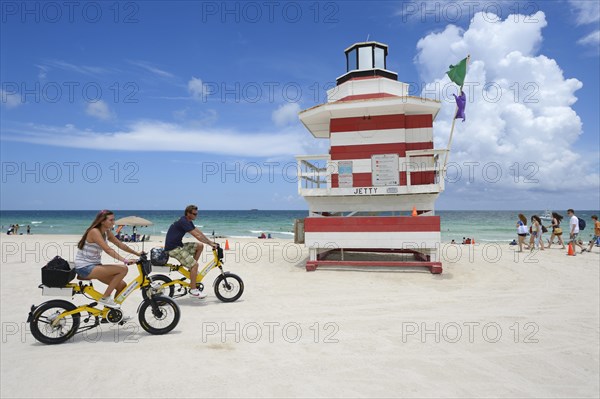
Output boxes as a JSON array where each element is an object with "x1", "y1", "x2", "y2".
[
  {"x1": 547, "y1": 212, "x2": 565, "y2": 249},
  {"x1": 26, "y1": 225, "x2": 31, "y2": 234},
  {"x1": 74, "y1": 210, "x2": 141, "y2": 308},
  {"x1": 516, "y1": 214, "x2": 529, "y2": 252},
  {"x1": 583, "y1": 215, "x2": 600, "y2": 254},
  {"x1": 530, "y1": 215, "x2": 544, "y2": 251},
  {"x1": 567, "y1": 209, "x2": 585, "y2": 254},
  {"x1": 527, "y1": 219, "x2": 536, "y2": 249},
  {"x1": 164, "y1": 205, "x2": 217, "y2": 299}
]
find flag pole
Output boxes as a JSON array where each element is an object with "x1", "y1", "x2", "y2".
[{"x1": 442, "y1": 54, "x2": 470, "y2": 174}]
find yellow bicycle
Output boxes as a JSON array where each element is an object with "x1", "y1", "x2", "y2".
[
  {"x1": 149, "y1": 244, "x2": 244, "y2": 302},
  {"x1": 27, "y1": 253, "x2": 181, "y2": 345}
]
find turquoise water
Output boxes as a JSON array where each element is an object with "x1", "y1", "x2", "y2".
[
  {"x1": 1, "y1": 210, "x2": 598, "y2": 242},
  {"x1": 0, "y1": 210, "x2": 303, "y2": 240}
]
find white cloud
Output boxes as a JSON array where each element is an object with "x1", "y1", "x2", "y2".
[
  {"x1": 414, "y1": 11, "x2": 598, "y2": 200},
  {"x1": 85, "y1": 100, "x2": 113, "y2": 120},
  {"x1": 188, "y1": 77, "x2": 207, "y2": 99},
  {"x1": 568, "y1": 0, "x2": 600, "y2": 25},
  {"x1": 35, "y1": 64, "x2": 48, "y2": 80},
  {"x1": 129, "y1": 61, "x2": 174, "y2": 78},
  {"x1": 271, "y1": 103, "x2": 301, "y2": 127},
  {"x1": 1, "y1": 89, "x2": 22, "y2": 108},
  {"x1": 568, "y1": 0, "x2": 600, "y2": 48},
  {"x1": 577, "y1": 30, "x2": 600, "y2": 46},
  {"x1": 1, "y1": 120, "x2": 311, "y2": 157},
  {"x1": 173, "y1": 108, "x2": 219, "y2": 127},
  {"x1": 415, "y1": 12, "x2": 546, "y2": 82},
  {"x1": 44, "y1": 59, "x2": 113, "y2": 76}
]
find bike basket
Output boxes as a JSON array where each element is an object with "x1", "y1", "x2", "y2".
[
  {"x1": 41, "y1": 265, "x2": 76, "y2": 287},
  {"x1": 150, "y1": 247, "x2": 169, "y2": 266}
]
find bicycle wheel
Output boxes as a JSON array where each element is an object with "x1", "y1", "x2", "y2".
[
  {"x1": 214, "y1": 273, "x2": 244, "y2": 302},
  {"x1": 138, "y1": 297, "x2": 180, "y2": 335},
  {"x1": 142, "y1": 274, "x2": 175, "y2": 300},
  {"x1": 29, "y1": 300, "x2": 80, "y2": 344}
]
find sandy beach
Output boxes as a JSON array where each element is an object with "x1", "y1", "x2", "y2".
[{"x1": 1, "y1": 234, "x2": 598, "y2": 398}]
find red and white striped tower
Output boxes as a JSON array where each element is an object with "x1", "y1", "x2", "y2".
[{"x1": 296, "y1": 42, "x2": 447, "y2": 273}]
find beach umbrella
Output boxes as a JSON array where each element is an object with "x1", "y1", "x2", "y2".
[
  {"x1": 114, "y1": 216, "x2": 153, "y2": 226},
  {"x1": 113, "y1": 216, "x2": 153, "y2": 252}
]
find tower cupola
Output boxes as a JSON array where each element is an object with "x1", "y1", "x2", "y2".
[{"x1": 337, "y1": 41, "x2": 398, "y2": 85}]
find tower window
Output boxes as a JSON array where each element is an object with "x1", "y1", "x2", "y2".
[
  {"x1": 358, "y1": 46, "x2": 373, "y2": 70},
  {"x1": 374, "y1": 47, "x2": 385, "y2": 69},
  {"x1": 347, "y1": 48, "x2": 357, "y2": 71}
]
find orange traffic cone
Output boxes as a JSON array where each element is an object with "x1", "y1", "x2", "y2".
[
  {"x1": 225, "y1": 239, "x2": 230, "y2": 250},
  {"x1": 567, "y1": 243, "x2": 574, "y2": 256},
  {"x1": 411, "y1": 206, "x2": 417, "y2": 217}
]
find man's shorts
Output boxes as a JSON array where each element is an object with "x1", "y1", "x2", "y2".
[
  {"x1": 570, "y1": 233, "x2": 579, "y2": 244},
  {"x1": 167, "y1": 242, "x2": 198, "y2": 269}
]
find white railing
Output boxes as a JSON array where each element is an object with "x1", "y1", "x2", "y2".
[
  {"x1": 296, "y1": 149, "x2": 448, "y2": 196},
  {"x1": 295, "y1": 155, "x2": 331, "y2": 193},
  {"x1": 404, "y1": 149, "x2": 448, "y2": 192}
]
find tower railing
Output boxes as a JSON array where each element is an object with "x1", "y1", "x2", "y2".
[
  {"x1": 296, "y1": 155, "x2": 331, "y2": 194},
  {"x1": 296, "y1": 150, "x2": 448, "y2": 197},
  {"x1": 404, "y1": 149, "x2": 448, "y2": 193}
]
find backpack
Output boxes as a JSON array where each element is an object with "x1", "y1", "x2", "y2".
[
  {"x1": 41, "y1": 256, "x2": 75, "y2": 287},
  {"x1": 578, "y1": 218, "x2": 586, "y2": 231},
  {"x1": 150, "y1": 247, "x2": 169, "y2": 266},
  {"x1": 46, "y1": 255, "x2": 71, "y2": 270}
]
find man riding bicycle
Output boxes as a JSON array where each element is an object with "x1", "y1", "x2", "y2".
[{"x1": 164, "y1": 205, "x2": 217, "y2": 298}]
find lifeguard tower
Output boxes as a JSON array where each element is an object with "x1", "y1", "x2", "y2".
[{"x1": 296, "y1": 42, "x2": 447, "y2": 273}]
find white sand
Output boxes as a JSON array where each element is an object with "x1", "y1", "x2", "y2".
[{"x1": 1, "y1": 234, "x2": 598, "y2": 398}]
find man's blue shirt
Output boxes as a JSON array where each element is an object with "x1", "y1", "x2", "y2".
[{"x1": 165, "y1": 216, "x2": 195, "y2": 251}]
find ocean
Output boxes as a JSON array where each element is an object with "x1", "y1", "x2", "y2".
[{"x1": 1, "y1": 210, "x2": 598, "y2": 243}]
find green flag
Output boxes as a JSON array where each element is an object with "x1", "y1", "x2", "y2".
[{"x1": 446, "y1": 57, "x2": 468, "y2": 87}]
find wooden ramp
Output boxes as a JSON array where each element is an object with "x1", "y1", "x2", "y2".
[{"x1": 306, "y1": 248, "x2": 442, "y2": 274}]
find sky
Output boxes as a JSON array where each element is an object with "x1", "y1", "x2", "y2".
[{"x1": 1, "y1": 0, "x2": 599, "y2": 211}]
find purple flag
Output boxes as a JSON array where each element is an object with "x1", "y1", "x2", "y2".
[{"x1": 453, "y1": 91, "x2": 466, "y2": 121}]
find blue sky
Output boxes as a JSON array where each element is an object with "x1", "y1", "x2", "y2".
[{"x1": 1, "y1": 0, "x2": 599, "y2": 211}]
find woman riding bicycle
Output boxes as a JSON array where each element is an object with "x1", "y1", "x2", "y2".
[{"x1": 74, "y1": 210, "x2": 141, "y2": 309}]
